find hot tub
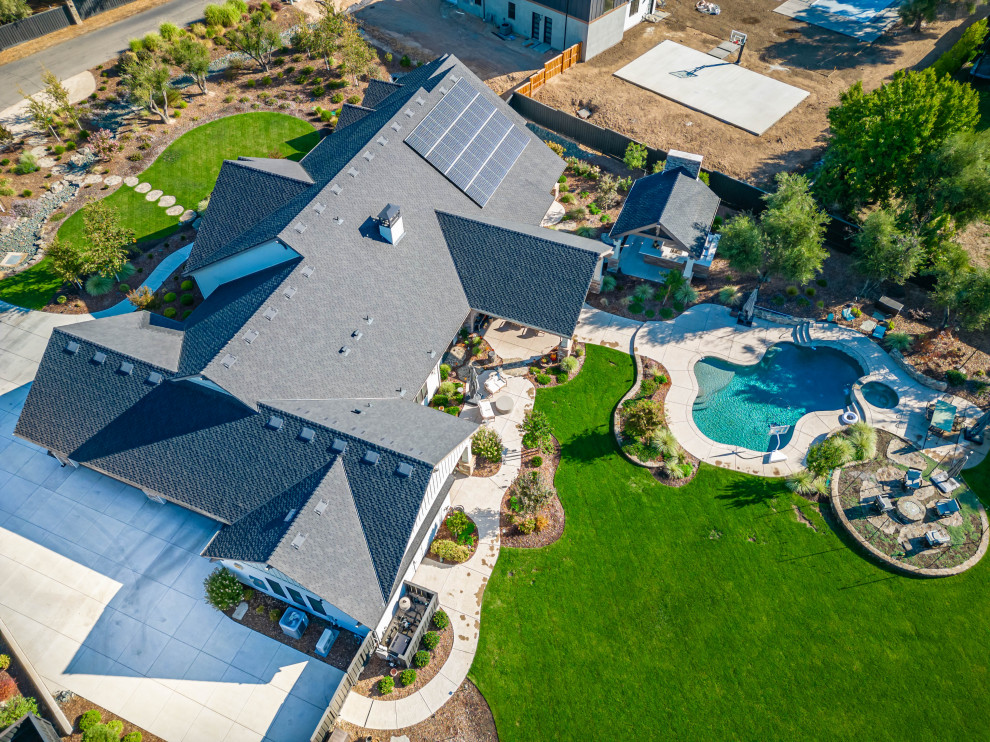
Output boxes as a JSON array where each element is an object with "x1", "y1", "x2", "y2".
[{"x1": 861, "y1": 381, "x2": 898, "y2": 410}]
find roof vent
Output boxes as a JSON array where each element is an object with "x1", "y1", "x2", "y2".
[
  {"x1": 362, "y1": 450, "x2": 380, "y2": 465},
  {"x1": 147, "y1": 371, "x2": 163, "y2": 386},
  {"x1": 416, "y1": 96, "x2": 425, "y2": 106},
  {"x1": 376, "y1": 136, "x2": 389, "y2": 146},
  {"x1": 391, "y1": 122, "x2": 402, "y2": 132},
  {"x1": 363, "y1": 151, "x2": 375, "y2": 162},
  {"x1": 404, "y1": 108, "x2": 415, "y2": 118},
  {"x1": 284, "y1": 287, "x2": 297, "y2": 300},
  {"x1": 339, "y1": 346, "x2": 351, "y2": 356},
  {"x1": 64, "y1": 341, "x2": 79, "y2": 355},
  {"x1": 330, "y1": 438, "x2": 347, "y2": 454},
  {"x1": 313, "y1": 202, "x2": 326, "y2": 214},
  {"x1": 347, "y1": 167, "x2": 359, "y2": 178},
  {"x1": 294, "y1": 222, "x2": 307, "y2": 234},
  {"x1": 330, "y1": 183, "x2": 343, "y2": 195},
  {"x1": 396, "y1": 462, "x2": 414, "y2": 478},
  {"x1": 302, "y1": 266, "x2": 315, "y2": 278},
  {"x1": 439, "y1": 86, "x2": 449, "y2": 95},
  {"x1": 451, "y1": 75, "x2": 461, "y2": 83},
  {"x1": 398, "y1": 388, "x2": 406, "y2": 397},
  {"x1": 243, "y1": 330, "x2": 259, "y2": 344},
  {"x1": 291, "y1": 533, "x2": 307, "y2": 550},
  {"x1": 314, "y1": 498, "x2": 329, "y2": 516},
  {"x1": 377, "y1": 203, "x2": 404, "y2": 245},
  {"x1": 298, "y1": 427, "x2": 315, "y2": 443},
  {"x1": 351, "y1": 330, "x2": 363, "y2": 341},
  {"x1": 118, "y1": 361, "x2": 134, "y2": 376},
  {"x1": 91, "y1": 352, "x2": 106, "y2": 365},
  {"x1": 267, "y1": 415, "x2": 283, "y2": 430},
  {"x1": 264, "y1": 307, "x2": 279, "y2": 321},
  {"x1": 428, "y1": 349, "x2": 436, "y2": 359},
  {"x1": 663, "y1": 150, "x2": 705, "y2": 180},
  {"x1": 333, "y1": 216, "x2": 344, "y2": 225},
  {"x1": 364, "y1": 315, "x2": 374, "y2": 325},
  {"x1": 221, "y1": 354, "x2": 237, "y2": 368},
  {"x1": 284, "y1": 509, "x2": 297, "y2": 522}
]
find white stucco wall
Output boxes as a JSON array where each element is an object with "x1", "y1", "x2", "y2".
[{"x1": 190, "y1": 240, "x2": 302, "y2": 298}]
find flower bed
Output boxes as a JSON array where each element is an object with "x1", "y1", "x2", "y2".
[
  {"x1": 526, "y1": 342, "x2": 586, "y2": 388},
  {"x1": 352, "y1": 610, "x2": 453, "y2": 699},
  {"x1": 427, "y1": 510, "x2": 479, "y2": 563},
  {"x1": 500, "y1": 435, "x2": 565, "y2": 549}
]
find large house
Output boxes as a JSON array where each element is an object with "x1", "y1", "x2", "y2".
[{"x1": 14, "y1": 56, "x2": 608, "y2": 644}]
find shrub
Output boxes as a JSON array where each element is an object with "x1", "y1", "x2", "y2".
[
  {"x1": 513, "y1": 470, "x2": 555, "y2": 514},
  {"x1": 142, "y1": 31, "x2": 164, "y2": 52},
  {"x1": 885, "y1": 332, "x2": 913, "y2": 353},
  {"x1": 422, "y1": 631, "x2": 439, "y2": 650},
  {"x1": 180, "y1": 293, "x2": 194, "y2": 306},
  {"x1": 312, "y1": 85, "x2": 325, "y2": 97},
  {"x1": 85, "y1": 275, "x2": 115, "y2": 296},
  {"x1": 163, "y1": 291, "x2": 177, "y2": 302},
  {"x1": 600, "y1": 214, "x2": 611, "y2": 224},
  {"x1": 520, "y1": 409, "x2": 554, "y2": 454},
  {"x1": 127, "y1": 153, "x2": 144, "y2": 162},
  {"x1": 400, "y1": 54, "x2": 411, "y2": 67},
  {"x1": 933, "y1": 18, "x2": 987, "y2": 77},
  {"x1": 0, "y1": 655, "x2": 8, "y2": 672},
  {"x1": 530, "y1": 455, "x2": 543, "y2": 467},
  {"x1": 261, "y1": 74, "x2": 272, "y2": 85},
  {"x1": 439, "y1": 363, "x2": 451, "y2": 380},
  {"x1": 19, "y1": 190, "x2": 31, "y2": 198},
  {"x1": 851, "y1": 307, "x2": 862, "y2": 318},
  {"x1": 203, "y1": 566, "x2": 243, "y2": 610},
  {"x1": 159, "y1": 21, "x2": 181, "y2": 40},
  {"x1": 564, "y1": 207, "x2": 586, "y2": 221},
  {"x1": 785, "y1": 285, "x2": 799, "y2": 297},
  {"x1": 107, "y1": 720, "x2": 124, "y2": 736},
  {"x1": 400, "y1": 669, "x2": 417, "y2": 686},
  {"x1": 719, "y1": 286, "x2": 741, "y2": 305},
  {"x1": 180, "y1": 279, "x2": 194, "y2": 291},
  {"x1": 433, "y1": 609, "x2": 449, "y2": 629},
  {"x1": 601, "y1": 274, "x2": 617, "y2": 292},
  {"x1": 517, "y1": 517, "x2": 536, "y2": 534},
  {"x1": 414, "y1": 650, "x2": 430, "y2": 668},
  {"x1": 535, "y1": 514, "x2": 549, "y2": 532},
  {"x1": 446, "y1": 510, "x2": 471, "y2": 539},
  {"x1": 14, "y1": 153, "x2": 39, "y2": 175},
  {"x1": 946, "y1": 368, "x2": 967, "y2": 386},
  {"x1": 625, "y1": 399, "x2": 663, "y2": 439},
  {"x1": 52, "y1": 144, "x2": 66, "y2": 156},
  {"x1": 796, "y1": 296, "x2": 811, "y2": 308},
  {"x1": 347, "y1": 95, "x2": 361, "y2": 104},
  {"x1": 79, "y1": 709, "x2": 102, "y2": 731},
  {"x1": 123, "y1": 733, "x2": 142, "y2": 742},
  {"x1": 438, "y1": 380, "x2": 455, "y2": 396},
  {"x1": 805, "y1": 286, "x2": 816, "y2": 297},
  {"x1": 560, "y1": 193, "x2": 574, "y2": 204},
  {"x1": 806, "y1": 435, "x2": 854, "y2": 478},
  {"x1": 560, "y1": 355, "x2": 578, "y2": 374},
  {"x1": 430, "y1": 538, "x2": 469, "y2": 562},
  {"x1": 118, "y1": 283, "x2": 130, "y2": 293},
  {"x1": 204, "y1": 2, "x2": 240, "y2": 26},
  {"x1": 846, "y1": 421, "x2": 877, "y2": 461},
  {"x1": 472, "y1": 426, "x2": 503, "y2": 463},
  {"x1": 660, "y1": 307, "x2": 674, "y2": 320},
  {"x1": 246, "y1": 79, "x2": 257, "y2": 88},
  {"x1": 164, "y1": 307, "x2": 177, "y2": 318},
  {"x1": 268, "y1": 608, "x2": 280, "y2": 622},
  {"x1": 331, "y1": 92, "x2": 344, "y2": 103},
  {"x1": 0, "y1": 675, "x2": 17, "y2": 703},
  {"x1": 377, "y1": 677, "x2": 394, "y2": 695},
  {"x1": 786, "y1": 469, "x2": 827, "y2": 496},
  {"x1": 181, "y1": 309, "x2": 192, "y2": 320},
  {"x1": 535, "y1": 373, "x2": 552, "y2": 385}
]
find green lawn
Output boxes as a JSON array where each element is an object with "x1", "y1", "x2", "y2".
[
  {"x1": 0, "y1": 113, "x2": 319, "y2": 310},
  {"x1": 472, "y1": 345, "x2": 990, "y2": 740}
]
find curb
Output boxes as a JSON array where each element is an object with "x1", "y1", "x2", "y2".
[{"x1": 0, "y1": 615, "x2": 74, "y2": 736}]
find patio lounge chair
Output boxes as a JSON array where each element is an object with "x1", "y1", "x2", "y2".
[
  {"x1": 841, "y1": 307, "x2": 855, "y2": 322},
  {"x1": 484, "y1": 369, "x2": 507, "y2": 396},
  {"x1": 479, "y1": 399, "x2": 495, "y2": 422},
  {"x1": 874, "y1": 494, "x2": 894, "y2": 514},
  {"x1": 932, "y1": 470, "x2": 962, "y2": 494},
  {"x1": 872, "y1": 325, "x2": 887, "y2": 340},
  {"x1": 904, "y1": 468, "x2": 923, "y2": 490},
  {"x1": 935, "y1": 498, "x2": 961, "y2": 517},
  {"x1": 925, "y1": 530, "x2": 950, "y2": 547}
]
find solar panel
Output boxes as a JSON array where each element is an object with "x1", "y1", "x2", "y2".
[{"x1": 405, "y1": 78, "x2": 528, "y2": 206}]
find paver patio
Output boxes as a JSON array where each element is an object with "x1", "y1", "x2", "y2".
[{"x1": 0, "y1": 385, "x2": 345, "y2": 742}]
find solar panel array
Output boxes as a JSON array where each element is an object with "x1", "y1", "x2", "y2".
[{"x1": 405, "y1": 79, "x2": 529, "y2": 207}]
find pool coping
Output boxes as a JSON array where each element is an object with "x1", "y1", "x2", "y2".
[{"x1": 632, "y1": 305, "x2": 990, "y2": 478}]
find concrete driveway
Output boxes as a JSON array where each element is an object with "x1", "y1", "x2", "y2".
[{"x1": 0, "y1": 383, "x2": 345, "y2": 741}]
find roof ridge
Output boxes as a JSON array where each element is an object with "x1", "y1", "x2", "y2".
[{"x1": 437, "y1": 211, "x2": 605, "y2": 257}]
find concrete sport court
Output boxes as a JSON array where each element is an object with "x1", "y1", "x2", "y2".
[{"x1": 613, "y1": 41, "x2": 810, "y2": 136}]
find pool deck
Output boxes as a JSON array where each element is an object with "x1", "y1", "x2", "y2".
[{"x1": 633, "y1": 305, "x2": 989, "y2": 477}]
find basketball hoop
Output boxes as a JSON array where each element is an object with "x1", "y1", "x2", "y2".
[{"x1": 730, "y1": 30, "x2": 748, "y2": 45}]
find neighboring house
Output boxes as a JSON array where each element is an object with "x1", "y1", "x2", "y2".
[
  {"x1": 458, "y1": 0, "x2": 659, "y2": 59},
  {"x1": 608, "y1": 151, "x2": 720, "y2": 280},
  {"x1": 0, "y1": 713, "x2": 60, "y2": 742},
  {"x1": 14, "y1": 56, "x2": 608, "y2": 649}
]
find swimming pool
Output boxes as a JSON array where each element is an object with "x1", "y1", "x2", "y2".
[{"x1": 692, "y1": 343, "x2": 865, "y2": 451}]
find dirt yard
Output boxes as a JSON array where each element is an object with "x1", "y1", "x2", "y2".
[{"x1": 532, "y1": 5, "x2": 986, "y2": 184}]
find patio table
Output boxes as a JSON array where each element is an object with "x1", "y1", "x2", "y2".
[
  {"x1": 495, "y1": 395, "x2": 515, "y2": 414},
  {"x1": 861, "y1": 319, "x2": 877, "y2": 334},
  {"x1": 931, "y1": 399, "x2": 957, "y2": 433}
]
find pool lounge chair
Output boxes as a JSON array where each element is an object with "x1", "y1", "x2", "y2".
[
  {"x1": 479, "y1": 399, "x2": 496, "y2": 422},
  {"x1": 932, "y1": 470, "x2": 962, "y2": 494},
  {"x1": 935, "y1": 498, "x2": 961, "y2": 517},
  {"x1": 872, "y1": 325, "x2": 887, "y2": 339}
]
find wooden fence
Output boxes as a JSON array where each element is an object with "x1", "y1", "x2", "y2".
[
  {"x1": 516, "y1": 42, "x2": 581, "y2": 97},
  {"x1": 0, "y1": 5, "x2": 73, "y2": 51}
]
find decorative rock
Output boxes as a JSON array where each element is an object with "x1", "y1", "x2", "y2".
[
  {"x1": 145, "y1": 189, "x2": 163, "y2": 202},
  {"x1": 124, "y1": 176, "x2": 139, "y2": 187},
  {"x1": 25, "y1": 136, "x2": 47, "y2": 146},
  {"x1": 50, "y1": 165, "x2": 65, "y2": 175},
  {"x1": 83, "y1": 174, "x2": 103, "y2": 185},
  {"x1": 50, "y1": 181, "x2": 65, "y2": 194},
  {"x1": 165, "y1": 204, "x2": 184, "y2": 216},
  {"x1": 158, "y1": 195, "x2": 176, "y2": 207},
  {"x1": 37, "y1": 157, "x2": 56, "y2": 169},
  {"x1": 68, "y1": 153, "x2": 89, "y2": 167},
  {"x1": 104, "y1": 175, "x2": 122, "y2": 186},
  {"x1": 232, "y1": 602, "x2": 249, "y2": 621},
  {"x1": 179, "y1": 210, "x2": 196, "y2": 222},
  {"x1": 135, "y1": 182, "x2": 151, "y2": 193},
  {"x1": 29, "y1": 145, "x2": 47, "y2": 157}
]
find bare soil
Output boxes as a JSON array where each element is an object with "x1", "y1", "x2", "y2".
[
  {"x1": 351, "y1": 615, "x2": 452, "y2": 699},
  {"x1": 532, "y1": 5, "x2": 986, "y2": 186},
  {"x1": 471, "y1": 452, "x2": 502, "y2": 477},
  {"x1": 500, "y1": 435, "x2": 566, "y2": 548},
  {"x1": 337, "y1": 678, "x2": 498, "y2": 742},
  {"x1": 60, "y1": 695, "x2": 165, "y2": 742}
]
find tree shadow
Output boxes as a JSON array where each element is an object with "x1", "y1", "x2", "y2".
[
  {"x1": 713, "y1": 472, "x2": 783, "y2": 508},
  {"x1": 286, "y1": 130, "x2": 322, "y2": 158},
  {"x1": 559, "y1": 428, "x2": 621, "y2": 464},
  {"x1": 761, "y1": 23, "x2": 907, "y2": 73}
]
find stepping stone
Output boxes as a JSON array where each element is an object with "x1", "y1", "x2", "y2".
[
  {"x1": 29, "y1": 145, "x2": 47, "y2": 157},
  {"x1": 37, "y1": 157, "x2": 56, "y2": 168},
  {"x1": 135, "y1": 182, "x2": 151, "y2": 193},
  {"x1": 232, "y1": 602, "x2": 249, "y2": 620},
  {"x1": 26, "y1": 136, "x2": 47, "y2": 146},
  {"x1": 165, "y1": 204, "x2": 184, "y2": 216},
  {"x1": 145, "y1": 189, "x2": 163, "y2": 202},
  {"x1": 158, "y1": 195, "x2": 176, "y2": 207},
  {"x1": 179, "y1": 210, "x2": 196, "y2": 223},
  {"x1": 104, "y1": 175, "x2": 122, "y2": 186},
  {"x1": 124, "y1": 176, "x2": 139, "y2": 187},
  {"x1": 84, "y1": 174, "x2": 103, "y2": 185}
]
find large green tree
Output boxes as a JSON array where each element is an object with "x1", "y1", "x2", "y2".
[
  {"x1": 226, "y1": 12, "x2": 281, "y2": 72},
  {"x1": 910, "y1": 131, "x2": 990, "y2": 229},
  {"x1": 0, "y1": 0, "x2": 30, "y2": 23},
  {"x1": 816, "y1": 70, "x2": 979, "y2": 211},
  {"x1": 853, "y1": 208, "x2": 923, "y2": 294},
  {"x1": 47, "y1": 238, "x2": 88, "y2": 289},
  {"x1": 120, "y1": 51, "x2": 175, "y2": 123},
  {"x1": 720, "y1": 173, "x2": 829, "y2": 285},
  {"x1": 308, "y1": 3, "x2": 348, "y2": 72},
  {"x1": 169, "y1": 37, "x2": 211, "y2": 94},
  {"x1": 338, "y1": 22, "x2": 376, "y2": 83},
  {"x1": 82, "y1": 201, "x2": 134, "y2": 278}
]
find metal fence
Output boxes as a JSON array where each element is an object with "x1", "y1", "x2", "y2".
[
  {"x1": 74, "y1": 0, "x2": 136, "y2": 20},
  {"x1": 310, "y1": 630, "x2": 379, "y2": 742},
  {"x1": 0, "y1": 5, "x2": 73, "y2": 51}
]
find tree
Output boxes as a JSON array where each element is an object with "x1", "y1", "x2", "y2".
[
  {"x1": 19, "y1": 89, "x2": 61, "y2": 141},
  {"x1": 930, "y1": 240, "x2": 973, "y2": 328},
  {"x1": 853, "y1": 208, "x2": 923, "y2": 294},
  {"x1": 720, "y1": 173, "x2": 828, "y2": 284},
  {"x1": 624, "y1": 142, "x2": 648, "y2": 176},
  {"x1": 910, "y1": 132, "x2": 990, "y2": 230},
  {"x1": 47, "y1": 238, "x2": 87, "y2": 288},
  {"x1": 226, "y1": 12, "x2": 281, "y2": 72},
  {"x1": 127, "y1": 285, "x2": 155, "y2": 309},
  {"x1": 899, "y1": 0, "x2": 937, "y2": 32},
  {"x1": 520, "y1": 409, "x2": 554, "y2": 455},
  {"x1": 40, "y1": 69, "x2": 78, "y2": 128},
  {"x1": 939, "y1": 265, "x2": 990, "y2": 331},
  {"x1": 170, "y1": 36, "x2": 211, "y2": 94},
  {"x1": 338, "y1": 22, "x2": 376, "y2": 83},
  {"x1": 309, "y1": 4, "x2": 348, "y2": 71},
  {"x1": 816, "y1": 70, "x2": 979, "y2": 211},
  {"x1": 82, "y1": 201, "x2": 135, "y2": 278},
  {"x1": 625, "y1": 400, "x2": 663, "y2": 439},
  {"x1": 0, "y1": 0, "x2": 30, "y2": 24},
  {"x1": 203, "y1": 566, "x2": 244, "y2": 611},
  {"x1": 120, "y1": 51, "x2": 175, "y2": 124}
]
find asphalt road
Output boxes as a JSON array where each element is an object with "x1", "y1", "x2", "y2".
[{"x1": 0, "y1": 0, "x2": 209, "y2": 110}]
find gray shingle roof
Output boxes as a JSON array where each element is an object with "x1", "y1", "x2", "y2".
[
  {"x1": 609, "y1": 168, "x2": 720, "y2": 257},
  {"x1": 438, "y1": 212, "x2": 608, "y2": 337},
  {"x1": 362, "y1": 79, "x2": 403, "y2": 108},
  {"x1": 0, "y1": 713, "x2": 61, "y2": 742},
  {"x1": 336, "y1": 103, "x2": 375, "y2": 131},
  {"x1": 234, "y1": 156, "x2": 315, "y2": 183},
  {"x1": 61, "y1": 311, "x2": 185, "y2": 372}
]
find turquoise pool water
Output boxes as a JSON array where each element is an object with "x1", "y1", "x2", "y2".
[
  {"x1": 861, "y1": 381, "x2": 898, "y2": 409},
  {"x1": 692, "y1": 343, "x2": 864, "y2": 451}
]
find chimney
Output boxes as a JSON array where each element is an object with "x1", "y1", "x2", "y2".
[
  {"x1": 378, "y1": 203, "x2": 404, "y2": 244},
  {"x1": 663, "y1": 150, "x2": 704, "y2": 180}
]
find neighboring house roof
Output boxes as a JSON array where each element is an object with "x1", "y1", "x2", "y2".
[
  {"x1": 609, "y1": 168, "x2": 720, "y2": 256},
  {"x1": 438, "y1": 212, "x2": 608, "y2": 337},
  {"x1": 0, "y1": 714, "x2": 61, "y2": 742}
]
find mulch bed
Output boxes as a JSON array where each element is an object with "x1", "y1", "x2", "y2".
[
  {"x1": 338, "y1": 678, "x2": 498, "y2": 742},
  {"x1": 222, "y1": 591, "x2": 362, "y2": 673},
  {"x1": 351, "y1": 617, "x2": 452, "y2": 700},
  {"x1": 526, "y1": 342, "x2": 587, "y2": 389},
  {"x1": 426, "y1": 511, "x2": 480, "y2": 562},
  {"x1": 500, "y1": 436, "x2": 565, "y2": 549},
  {"x1": 60, "y1": 695, "x2": 165, "y2": 742},
  {"x1": 472, "y1": 453, "x2": 502, "y2": 478}
]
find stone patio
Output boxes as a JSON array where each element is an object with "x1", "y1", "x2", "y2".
[{"x1": 483, "y1": 319, "x2": 559, "y2": 368}]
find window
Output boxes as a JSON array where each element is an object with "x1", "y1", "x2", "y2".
[
  {"x1": 287, "y1": 587, "x2": 305, "y2": 606},
  {"x1": 508, "y1": 1, "x2": 515, "y2": 18},
  {"x1": 629, "y1": 0, "x2": 639, "y2": 15},
  {"x1": 307, "y1": 596, "x2": 327, "y2": 615},
  {"x1": 249, "y1": 577, "x2": 265, "y2": 590},
  {"x1": 602, "y1": 0, "x2": 615, "y2": 12},
  {"x1": 266, "y1": 579, "x2": 286, "y2": 598},
  {"x1": 543, "y1": 15, "x2": 552, "y2": 44}
]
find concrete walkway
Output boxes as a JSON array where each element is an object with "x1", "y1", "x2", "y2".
[{"x1": 339, "y1": 373, "x2": 534, "y2": 730}]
